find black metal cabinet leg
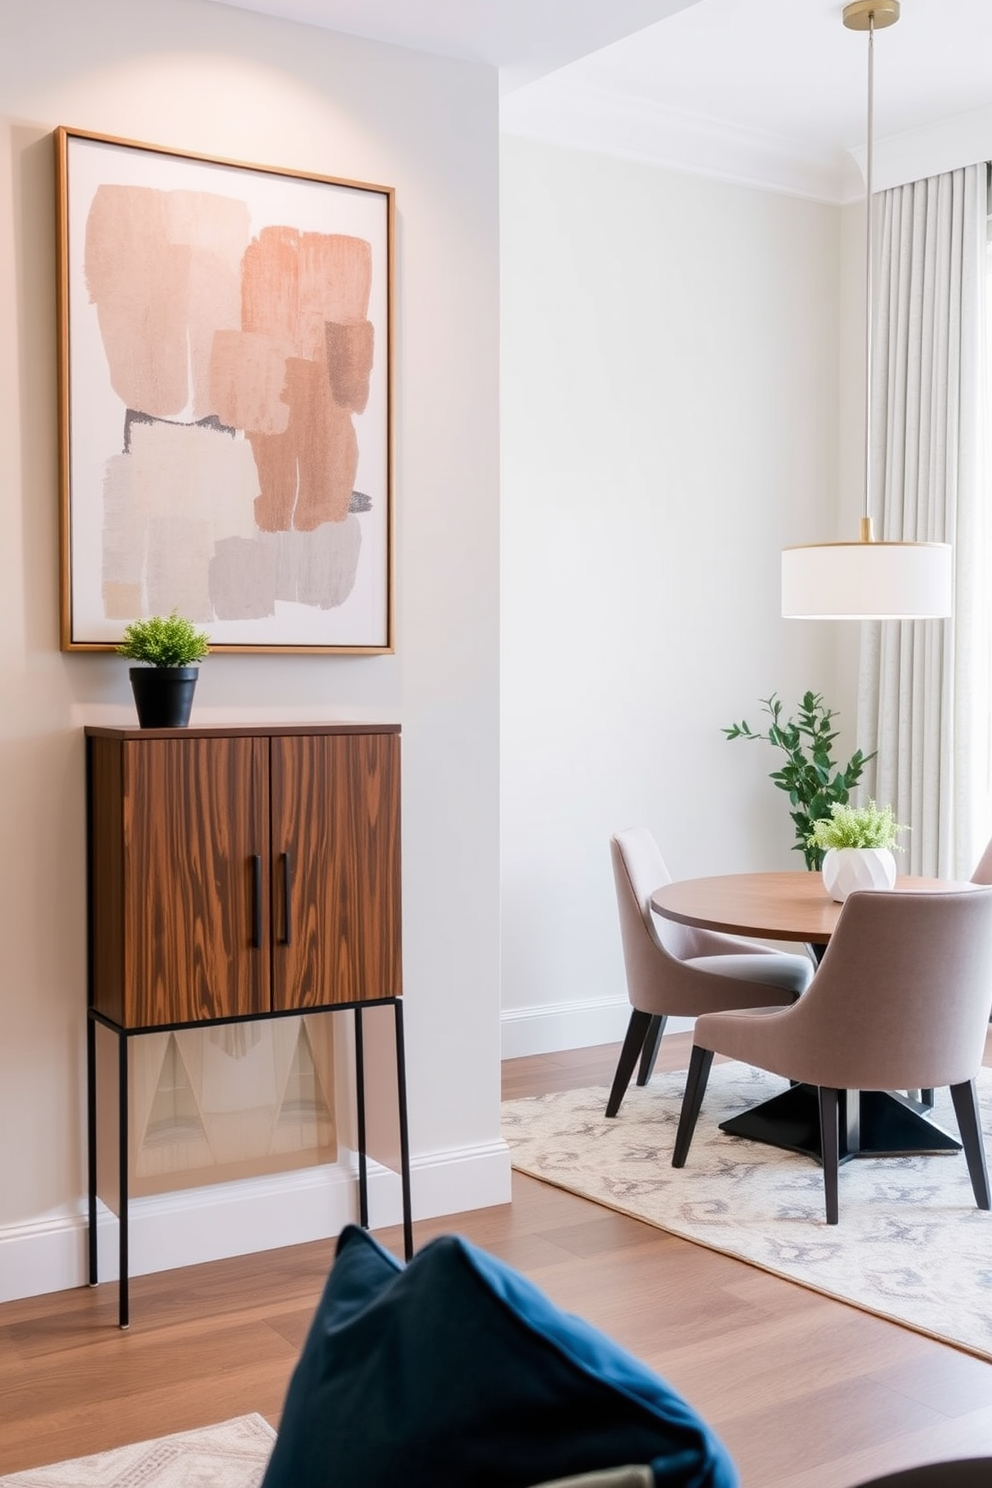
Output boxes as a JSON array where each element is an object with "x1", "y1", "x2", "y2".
[
  {"x1": 87, "y1": 1015, "x2": 98, "y2": 1286},
  {"x1": 393, "y1": 1000, "x2": 413, "y2": 1260},
  {"x1": 354, "y1": 1007, "x2": 369, "y2": 1229},
  {"x1": 353, "y1": 1002, "x2": 412, "y2": 1259},
  {"x1": 118, "y1": 1031, "x2": 130, "y2": 1329},
  {"x1": 91, "y1": 999, "x2": 410, "y2": 1326}
]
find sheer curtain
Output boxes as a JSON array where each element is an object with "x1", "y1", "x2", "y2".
[{"x1": 857, "y1": 163, "x2": 991, "y2": 878}]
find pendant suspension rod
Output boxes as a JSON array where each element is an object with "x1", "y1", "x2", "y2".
[{"x1": 862, "y1": 13, "x2": 875, "y2": 542}]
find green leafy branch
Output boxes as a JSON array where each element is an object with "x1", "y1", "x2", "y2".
[{"x1": 724, "y1": 691, "x2": 876, "y2": 871}]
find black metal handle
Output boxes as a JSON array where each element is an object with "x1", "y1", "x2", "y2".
[
  {"x1": 281, "y1": 850, "x2": 293, "y2": 946},
  {"x1": 251, "y1": 854, "x2": 262, "y2": 948}
]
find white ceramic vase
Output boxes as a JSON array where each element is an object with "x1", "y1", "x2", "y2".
[{"x1": 821, "y1": 846, "x2": 897, "y2": 903}]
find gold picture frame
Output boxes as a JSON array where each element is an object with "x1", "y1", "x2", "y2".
[{"x1": 56, "y1": 126, "x2": 394, "y2": 654}]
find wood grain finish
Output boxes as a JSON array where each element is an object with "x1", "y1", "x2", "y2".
[
  {"x1": 651, "y1": 870, "x2": 978, "y2": 945},
  {"x1": 270, "y1": 731, "x2": 401, "y2": 1009},
  {"x1": 87, "y1": 737, "x2": 125, "y2": 1025},
  {"x1": 86, "y1": 725, "x2": 401, "y2": 1028},
  {"x1": 89, "y1": 735, "x2": 269, "y2": 1026},
  {"x1": 124, "y1": 736, "x2": 268, "y2": 1024}
]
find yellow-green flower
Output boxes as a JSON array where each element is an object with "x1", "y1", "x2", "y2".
[{"x1": 806, "y1": 800, "x2": 908, "y2": 852}]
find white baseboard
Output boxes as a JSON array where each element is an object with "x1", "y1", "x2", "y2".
[
  {"x1": 0, "y1": 1140, "x2": 511, "y2": 1304},
  {"x1": 500, "y1": 996, "x2": 693, "y2": 1059}
]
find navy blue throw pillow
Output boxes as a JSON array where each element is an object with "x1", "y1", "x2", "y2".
[{"x1": 261, "y1": 1225, "x2": 737, "y2": 1488}]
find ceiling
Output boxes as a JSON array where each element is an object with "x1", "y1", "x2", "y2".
[
  {"x1": 205, "y1": 0, "x2": 703, "y2": 92},
  {"x1": 207, "y1": 0, "x2": 992, "y2": 202}
]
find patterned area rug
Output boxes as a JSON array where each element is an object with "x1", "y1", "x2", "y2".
[
  {"x1": 0, "y1": 1415, "x2": 276, "y2": 1487},
  {"x1": 502, "y1": 1062, "x2": 992, "y2": 1361}
]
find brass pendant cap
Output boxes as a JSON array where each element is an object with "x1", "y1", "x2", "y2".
[{"x1": 842, "y1": 1, "x2": 900, "y2": 32}]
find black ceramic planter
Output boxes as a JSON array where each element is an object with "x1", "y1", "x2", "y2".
[{"x1": 129, "y1": 666, "x2": 199, "y2": 728}]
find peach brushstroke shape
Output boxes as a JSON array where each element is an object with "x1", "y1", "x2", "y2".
[
  {"x1": 238, "y1": 228, "x2": 373, "y2": 530},
  {"x1": 250, "y1": 357, "x2": 358, "y2": 532},
  {"x1": 85, "y1": 185, "x2": 247, "y2": 422}
]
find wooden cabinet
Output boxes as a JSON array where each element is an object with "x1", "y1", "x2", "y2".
[
  {"x1": 85, "y1": 722, "x2": 409, "y2": 1326},
  {"x1": 86, "y1": 724, "x2": 402, "y2": 1029}
]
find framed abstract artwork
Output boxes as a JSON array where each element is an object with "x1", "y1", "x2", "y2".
[{"x1": 55, "y1": 127, "x2": 394, "y2": 653}]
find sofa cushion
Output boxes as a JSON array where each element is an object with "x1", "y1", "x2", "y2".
[{"x1": 260, "y1": 1224, "x2": 737, "y2": 1488}]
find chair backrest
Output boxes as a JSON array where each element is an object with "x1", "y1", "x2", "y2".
[
  {"x1": 611, "y1": 830, "x2": 690, "y2": 1017},
  {"x1": 611, "y1": 828, "x2": 701, "y2": 961},
  {"x1": 972, "y1": 835, "x2": 992, "y2": 884},
  {"x1": 770, "y1": 886, "x2": 992, "y2": 1091}
]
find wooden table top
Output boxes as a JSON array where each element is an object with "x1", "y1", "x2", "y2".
[{"x1": 650, "y1": 870, "x2": 978, "y2": 945}]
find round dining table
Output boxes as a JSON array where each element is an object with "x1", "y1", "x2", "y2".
[
  {"x1": 649, "y1": 869, "x2": 981, "y2": 1164},
  {"x1": 650, "y1": 868, "x2": 966, "y2": 948}
]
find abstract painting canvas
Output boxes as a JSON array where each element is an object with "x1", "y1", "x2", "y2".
[{"x1": 56, "y1": 127, "x2": 393, "y2": 653}]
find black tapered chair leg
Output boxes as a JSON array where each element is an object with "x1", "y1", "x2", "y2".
[
  {"x1": 672, "y1": 1046, "x2": 714, "y2": 1168},
  {"x1": 818, "y1": 1086, "x2": 840, "y2": 1224},
  {"x1": 605, "y1": 1009, "x2": 654, "y2": 1117},
  {"x1": 636, "y1": 1014, "x2": 668, "y2": 1087},
  {"x1": 921, "y1": 1088, "x2": 935, "y2": 1109},
  {"x1": 950, "y1": 1079, "x2": 991, "y2": 1210}
]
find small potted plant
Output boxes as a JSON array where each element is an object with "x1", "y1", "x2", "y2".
[
  {"x1": 117, "y1": 611, "x2": 211, "y2": 728},
  {"x1": 806, "y1": 800, "x2": 909, "y2": 902}
]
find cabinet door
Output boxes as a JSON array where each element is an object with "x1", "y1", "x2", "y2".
[
  {"x1": 122, "y1": 736, "x2": 270, "y2": 1025},
  {"x1": 270, "y1": 732, "x2": 401, "y2": 1009}
]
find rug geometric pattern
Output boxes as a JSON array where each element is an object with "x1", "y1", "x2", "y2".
[
  {"x1": 502, "y1": 1061, "x2": 992, "y2": 1362},
  {"x1": 0, "y1": 1414, "x2": 276, "y2": 1488}
]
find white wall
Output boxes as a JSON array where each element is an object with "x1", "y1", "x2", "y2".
[
  {"x1": 0, "y1": 0, "x2": 505, "y2": 1300},
  {"x1": 500, "y1": 136, "x2": 845, "y2": 1055}
]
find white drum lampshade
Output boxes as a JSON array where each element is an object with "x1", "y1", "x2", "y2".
[{"x1": 782, "y1": 537, "x2": 952, "y2": 620}]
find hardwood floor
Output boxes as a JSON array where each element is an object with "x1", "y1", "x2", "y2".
[{"x1": 2, "y1": 1034, "x2": 991, "y2": 1487}]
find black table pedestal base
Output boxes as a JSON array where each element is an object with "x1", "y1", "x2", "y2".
[{"x1": 719, "y1": 1083, "x2": 961, "y2": 1165}]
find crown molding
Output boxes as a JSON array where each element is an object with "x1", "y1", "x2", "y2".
[
  {"x1": 500, "y1": 76, "x2": 860, "y2": 204},
  {"x1": 502, "y1": 76, "x2": 992, "y2": 206},
  {"x1": 849, "y1": 102, "x2": 992, "y2": 194}
]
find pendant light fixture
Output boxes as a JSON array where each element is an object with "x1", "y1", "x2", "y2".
[{"x1": 781, "y1": 0, "x2": 952, "y2": 620}]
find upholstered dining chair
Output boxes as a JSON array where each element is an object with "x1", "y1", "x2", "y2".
[
  {"x1": 910, "y1": 832, "x2": 992, "y2": 1111},
  {"x1": 672, "y1": 886, "x2": 992, "y2": 1223},
  {"x1": 607, "y1": 829, "x2": 814, "y2": 1118}
]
